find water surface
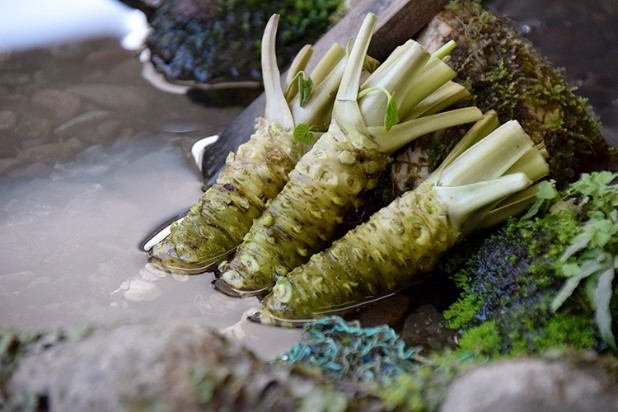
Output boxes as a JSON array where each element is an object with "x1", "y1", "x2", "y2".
[{"x1": 0, "y1": 39, "x2": 302, "y2": 359}]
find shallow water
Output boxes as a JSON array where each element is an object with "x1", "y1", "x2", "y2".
[
  {"x1": 1, "y1": 0, "x2": 616, "y2": 360},
  {"x1": 0, "y1": 39, "x2": 301, "y2": 359}
]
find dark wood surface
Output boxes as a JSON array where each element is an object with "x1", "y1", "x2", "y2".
[{"x1": 201, "y1": 0, "x2": 448, "y2": 180}]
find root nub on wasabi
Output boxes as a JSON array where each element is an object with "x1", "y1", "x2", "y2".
[
  {"x1": 148, "y1": 14, "x2": 347, "y2": 273},
  {"x1": 220, "y1": 13, "x2": 483, "y2": 293}
]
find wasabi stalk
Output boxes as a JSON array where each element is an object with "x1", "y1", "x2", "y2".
[
  {"x1": 219, "y1": 13, "x2": 482, "y2": 293},
  {"x1": 148, "y1": 15, "x2": 346, "y2": 273},
  {"x1": 259, "y1": 115, "x2": 549, "y2": 324}
]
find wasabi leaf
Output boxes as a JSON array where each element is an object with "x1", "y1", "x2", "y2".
[
  {"x1": 297, "y1": 73, "x2": 313, "y2": 107},
  {"x1": 293, "y1": 124, "x2": 316, "y2": 144},
  {"x1": 384, "y1": 95, "x2": 399, "y2": 132}
]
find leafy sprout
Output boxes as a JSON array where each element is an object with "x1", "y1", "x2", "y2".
[
  {"x1": 358, "y1": 86, "x2": 399, "y2": 131},
  {"x1": 285, "y1": 71, "x2": 314, "y2": 107},
  {"x1": 293, "y1": 124, "x2": 318, "y2": 144},
  {"x1": 536, "y1": 172, "x2": 618, "y2": 352}
]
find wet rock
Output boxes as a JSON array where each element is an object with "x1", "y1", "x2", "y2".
[
  {"x1": 54, "y1": 110, "x2": 112, "y2": 137},
  {"x1": 0, "y1": 109, "x2": 18, "y2": 130},
  {"x1": 0, "y1": 158, "x2": 20, "y2": 174},
  {"x1": 0, "y1": 72, "x2": 30, "y2": 85},
  {"x1": 401, "y1": 304, "x2": 455, "y2": 352},
  {"x1": 8, "y1": 322, "x2": 239, "y2": 410},
  {"x1": 26, "y1": 276, "x2": 52, "y2": 289},
  {"x1": 30, "y1": 89, "x2": 82, "y2": 122},
  {"x1": 17, "y1": 138, "x2": 84, "y2": 162},
  {"x1": 145, "y1": 0, "x2": 344, "y2": 84},
  {"x1": 93, "y1": 119, "x2": 122, "y2": 142},
  {"x1": 122, "y1": 278, "x2": 162, "y2": 302},
  {"x1": 7, "y1": 321, "x2": 344, "y2": 411},
  {"x1": 440, "y1": 357, "x2": 618, "y2": 412},
  {"x1": 7, "y1": 161, "x2": 52, "y2": 179},
  {"x1": 14, "y1": 113, "x2": 52, "y2": 139},
  {"x1": 0, "y1": 271, "x2": 36, "y2": 287}
]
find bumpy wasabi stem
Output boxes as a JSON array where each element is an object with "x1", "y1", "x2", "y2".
[
  {"x1": 260, "y1": 118, "x2": 546, "y2": 323},
  {"x1": 219, "y1": 120, "x2": 392, "y2": 290},
  {"x1": 150, "y1": 118, "x2": 303, "y2": 273},
  {"x1": 262, "y1": 183, "x2": 459, "y2": 322},
  {"x1": 219, "y1": 13, "x2": 482, "y2": 292},
  {"x1": 148, "y1": 15, "x2": 344, "y2": 273},
  {"x1": 261, "y1": 174, "x2": 530, "y2": 323}
]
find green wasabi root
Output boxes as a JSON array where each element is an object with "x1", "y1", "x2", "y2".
[
  {"x1": 261, "y1": 183, "x2": 458, "y2": 322},
  {"x1": 259, "y1": 117, "x2": 548, "y2": 324},
  {"x1": 220, "y1": 120, "x2": 391, "y2": 290},
  {"x1": 149, "y1": 118, "x2": 304, "y2": 273}
]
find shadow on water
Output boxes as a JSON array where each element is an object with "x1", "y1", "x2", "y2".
[{"x1": 0, "y1": 0, "x2": 616, "y2": 359}]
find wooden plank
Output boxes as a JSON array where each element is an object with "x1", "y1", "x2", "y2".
[{"x1": 201, "y1": 0, "x2": 448, "y2": 180}]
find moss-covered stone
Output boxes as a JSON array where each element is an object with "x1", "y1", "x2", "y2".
[
  {"x1": 421, "y1": 0, "x2": 608, "y2": 186},
  {"x1": 146, "y1": 0, "x2": 345, "y2": 84},
  {"x1": 444, "y1": 172, "x2": 618, "y2": 355}
]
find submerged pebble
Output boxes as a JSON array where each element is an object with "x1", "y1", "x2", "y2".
[{"x1": 123, "y1": 278, "x2": 162, "y2": 302}]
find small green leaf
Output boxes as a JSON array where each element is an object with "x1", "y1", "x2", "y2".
[
  {"x1": 297, "y1": 73, "x2": 313, "y2": 107},
  {"x1": 561, "y1": 263, "x2": 581, "y2": 277},
  {"x1": 357, "y1": 86, "x2": 400, "y2": 131},
  {"x1": 593, "y1": 267, "x2": 617, "y2": 352},
  {"x1": 552, "y1": 259, "x2": 606, "y2": 311},
  {"x1": 384, "y1": 95, "x2": 399, "y2": 132},
  {"x1": 536, "y1": 180, "x2": 558, "y2": 200},
  {"x1": 293, "y1": 124, "x2": 316, "y2": 144}
]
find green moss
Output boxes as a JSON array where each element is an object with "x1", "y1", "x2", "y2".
[
  {"x1": 440, "y1": 0, "x2": 608, "y2": 186},
  {"x1": 444, "y1": 172, "x2": 618, "y2": 356},
  {"x1": 456, "y1": 321, "x2": 501, "y2": 356},
  {"x1": 443, "y1": 290, "x2": 482, "y2": 330},
  {"x1": 379, "y1": 349, "x2": 485, "y2": 412}
]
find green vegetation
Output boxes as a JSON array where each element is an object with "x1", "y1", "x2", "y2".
[{"x1": 444, "y1": 172, "x2": 618, "y2": 356}]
